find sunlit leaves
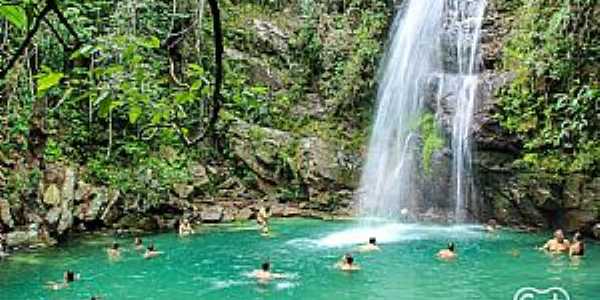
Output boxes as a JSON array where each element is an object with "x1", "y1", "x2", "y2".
[
  {"x1": 0, "y1": 5, "x2": 27, "y2": 29},
  {"x1": 36, "y1": 68, "x2": 64, "y2": 96}
]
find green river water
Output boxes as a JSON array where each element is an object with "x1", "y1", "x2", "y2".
[{"x1": 1, "y1": 219, "x2": 599, "y2": 300}]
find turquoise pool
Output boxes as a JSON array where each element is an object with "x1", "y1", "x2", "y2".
[{"x1": 1, "y1": 219, "x2": 598, "y2": 299}]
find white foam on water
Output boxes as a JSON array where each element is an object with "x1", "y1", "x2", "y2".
[
  {"x1": 211, "y1": 279, "x2": 249, "y2": 290},
  {"x1": 311, "y1": 223, "x2": 484, "y2": 248},
  {"x1": 275, "y1": 281, "x2": 298, "y2": 290}
]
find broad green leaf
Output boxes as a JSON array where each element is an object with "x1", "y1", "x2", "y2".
[
  {"x1": 139, "y1": 36, "x2": 161, "y2": 49},
  {"x1": 0, "y1": 5, "x2": 26, "y2": 29},
  {"x1": 70, "y1": 44, "x2": 95, "y2": 60},
  {"x1": 128, "y1": 104, "x2": 142, "y2": 124},
  {"x1": 98, "y1": 98, "x2": 112, "y2": 118},
  {"x1": 37, "y1": 72, "x2": 64, "y2": 96}
]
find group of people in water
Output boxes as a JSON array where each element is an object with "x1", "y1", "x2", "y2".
[
  {"x1": 540, "y1": 229, "x2": 585, "y2": 257},
  {"x1": 39, "y1": 213, "x2": 588, "y2": 295}
]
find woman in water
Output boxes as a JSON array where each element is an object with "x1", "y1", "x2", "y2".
[{"x1": 569, "y1": 232, "x2": 585, "y2": 257}]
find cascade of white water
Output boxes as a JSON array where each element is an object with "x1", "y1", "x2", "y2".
[
  {"x1": 447, "y1": 0, "x2": 486, "y2": 222},
  {"x1": 359, "y1": 0, "x2": 486, "y2": 222}
]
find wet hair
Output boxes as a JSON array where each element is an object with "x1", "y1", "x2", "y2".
[
  {"x1": 135, "y1": 237, "x2": 142, "y2": 245},
  {"x1": 65, "y1": 271, "x2": 75, "y2": 282},
  {"x1": 112, "y1": 242, "x2": 119, "y2": 250},
  {"x1": 261, "y1": 262, "x2": 270, "y2": 271},
  {"x1": 345, "y1": 253, "x2": 354, "y2": 265},
  {"x1": 147, "y1": 244, "x2": 155, "y2": 251},
  {"x1": 369, "y1": 237, "x2": 376, "y2": 245},
  {"x1": 488, "y1": 219, "x2": 497, "y2": 226},
  {"x1": 448, "y1": 242, "x2": 455, "y2": 252},
  {"x1": 573, "y1": 232, "x2": 583, "y2": 242}
]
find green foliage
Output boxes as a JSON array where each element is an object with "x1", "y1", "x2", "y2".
[
  {"x1": 0, "y1": 5, "x2": 26, "y2": 29},
  {"x1": 497, "y1": 0, "x2": 599, "y2": 175},
  {"x1": 43, "y1": 138, "x2": 63, "y2": 162},
  {"x1": 36, "y1": 68, "x2": 64, "y2": 97},
  {"x1": 419, "y1": 113, "x2": 445, "y2": 175}
]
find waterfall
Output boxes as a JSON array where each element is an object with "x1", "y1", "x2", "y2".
[{"x1": 358, "y1": 0, "x2": 486, "y2": 222}]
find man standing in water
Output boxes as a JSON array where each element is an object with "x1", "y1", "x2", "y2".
[
  {"x1": 0, "y1": 230, "x2": 8, "y2": 259},
  {"x1": 178, "y1": 218, "x2": 195, "y2": 237},
  {"x1": 257, "y1": 205, "x2": 270, "y2": 233},
  {"x1": 540, "y1": 229, "x2": 570, "y2": 253}
]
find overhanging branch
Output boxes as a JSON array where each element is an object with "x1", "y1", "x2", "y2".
[{"x1": 0, "y1": 2, "x2": 52, "y2": 80}]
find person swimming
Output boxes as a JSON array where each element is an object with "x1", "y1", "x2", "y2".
[
  {"x1": 134, "y1": 237, "x2": 143, "y2": 250},
  {"x1": 251, "y1": 261, "x2": 285, "y2": 281},
  {"x1": 336, "y1": 253, "x2": 360, "y2": 271},
  {"x1": 144, "y1": 244, "x2": 162, "y2": 259},
  {"x1": 569, "y1": 232, "x2": 585, "y2": 257},
  {"x1": 437, "y1": 242, "x2": 457, "y2": 260},
  {"x1": 47, "y1": 270, "x2": 79, "y2": 290},
  {"x1": 107, "y1": 242, "x2": 120, "y2": 258},
  {"x1": 540, "y1": 229, "x2": 570, "y2": 253},
  {"x1": 358, "y1": 237, "x2": 380, "y2": 252},
  {"x1": 485, "y1": 219, "x2": 498, "y2": 232}
]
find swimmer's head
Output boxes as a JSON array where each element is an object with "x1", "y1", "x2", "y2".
[
  {"x1": 573, "y1": 232, "x2": 583, "y2": 242},
  {"x1": 488, "y1": 219, "x2": 497, "y2": 227},
  {"x1": 261, "y1": 261, "x2": 270, "y2": 271},
  {"x1": 147, "y1": 244, "x2": 155, "y2": 251},
  {"x1": 448, "y1": 242, "x2": 455, "y2": 252},
  {"x1": 554, "y1": 229, "x2": 565, "y2": 241},
  {"x1": 112, "y1": 242, "x2": 119, "y2": 250},
  {"x1": 369, "y1": 237, "x2": 376, "y2": 245},
  {"x1": 135, "y1": 237, "x2": 142, "y2": 245},
  {"x1": 64, "y1": 271, "x2": 75, "y2": 282},
  {"x1": 344, "y1": 253, "x2": 354, "y2": 265}
]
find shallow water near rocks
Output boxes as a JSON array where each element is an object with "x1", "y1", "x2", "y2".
[{"x1": 1, "y1": 219, "x2": 599, "y2": 300}]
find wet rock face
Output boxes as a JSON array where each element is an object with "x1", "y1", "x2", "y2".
[
  {"x1": 253, "y1": 20, "x2": 289, "y2": 55},
  {"x1": 0, "y1": 199, "x2": 13, "y2": 228},
  {"x1": 229, "y1": 119, "x2": 359, "y2": 211}
]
